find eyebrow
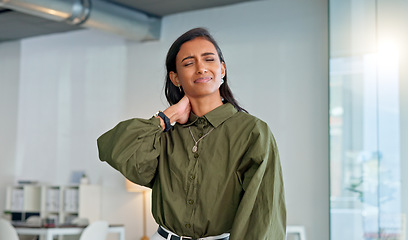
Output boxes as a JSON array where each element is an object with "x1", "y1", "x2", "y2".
[{"x1": 181, "y1": 52, "x2": 216, "y2": 63}]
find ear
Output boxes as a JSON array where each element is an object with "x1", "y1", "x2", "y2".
[
  {"x1": 221, "y1": 62, "x2": 226, "y2": 78},
  {"x1": 169, "y1": 71, "x2": 180, "y2": 87},
  {"x1": 169, "y1": 71, "x2": 180, "y2": 86}
]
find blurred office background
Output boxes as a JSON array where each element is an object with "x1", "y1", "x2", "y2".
[{"x1": 0, "y1": 0, "x2": 406, "y2": 239}]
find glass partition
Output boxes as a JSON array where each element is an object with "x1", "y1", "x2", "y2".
[{"x1": 329, "y1": 0, "x2": 408, "y2": 239}]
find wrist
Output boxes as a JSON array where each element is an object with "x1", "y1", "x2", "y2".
[
  {"x1": 155, "y1": 111, "x2": 175, "y2": 132},
  {"x1": 163, "y1": 108, "x2": 179, "y2": 125},
  {"x1": 158, "y1": 112, "x2": 171, "y2": 132}
]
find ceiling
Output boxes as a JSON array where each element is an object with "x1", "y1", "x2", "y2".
[
  {"x1": 0, "y1": 0, "x2": 258, "y2": 42},
  {"x1": 108, "y1": 0, "x2": 256, "y2": 17}
]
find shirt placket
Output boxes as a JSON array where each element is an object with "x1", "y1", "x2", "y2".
[{"x1": 184, "y1": 117, "x2": 207, "y2": 236}]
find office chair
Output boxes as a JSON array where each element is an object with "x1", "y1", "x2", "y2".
[
  {"x1": 0, "y1": 218, "x2": 19, "y2": 240},
  {"x1": 79, "y1": 220, "x2": 109, "y2": 240}
]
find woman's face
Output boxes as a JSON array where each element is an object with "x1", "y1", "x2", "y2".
[{"x1": 169, "y1": 37, "x2": 225, "y2": 100}]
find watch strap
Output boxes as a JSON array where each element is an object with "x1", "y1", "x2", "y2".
[{"x1": 158, "y1": 111, "x2": 171, "y2": 132}]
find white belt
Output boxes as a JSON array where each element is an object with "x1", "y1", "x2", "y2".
[{"x1": 158, "y1": 226, "x2": 230, "y2": 240}]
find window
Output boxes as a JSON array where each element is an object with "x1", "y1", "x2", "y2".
[{"x1": 330, "y1": 0, "x2": 407, "y2": 239}]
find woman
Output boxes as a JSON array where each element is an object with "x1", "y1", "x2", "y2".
[{"x1": 97, "y1": 28, "x2": 286, "y2": 240}]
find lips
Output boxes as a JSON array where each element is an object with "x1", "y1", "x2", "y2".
[{"x1": 194, "y1": 76, "x2": 212, "y2": 83}]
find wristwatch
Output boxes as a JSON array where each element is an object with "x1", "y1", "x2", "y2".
[{"x1": 155, "y1": 111, "x2": 172, "y2": 132}]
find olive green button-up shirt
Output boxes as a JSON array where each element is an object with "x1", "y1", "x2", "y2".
[{"x1": 97, "y1": 103, "x2": 286, "y2": 239}]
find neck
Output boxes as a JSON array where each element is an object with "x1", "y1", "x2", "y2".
[{"x1": 188, "y1": 95, "x2": 223, "y2": 117}]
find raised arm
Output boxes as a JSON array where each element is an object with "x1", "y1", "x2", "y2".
[{"x1": 97, "y1": 96, "x2": 191, "y2": 187}]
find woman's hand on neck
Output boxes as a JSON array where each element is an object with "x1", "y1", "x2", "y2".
[
  {"x1": 160, "y1": 96, "x2": 191, "y2": 128},
  {"x1": 158, "y1": 93, "x2": 223, "y2": 131}
]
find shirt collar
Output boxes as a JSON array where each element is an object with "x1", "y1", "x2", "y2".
[{"x1": 183, "y1": 103, "x2": 238, "y2": 128}]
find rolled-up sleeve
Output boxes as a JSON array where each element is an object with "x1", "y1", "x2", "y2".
[
  {"x1": 231, "y1": 120, "x2": 286, "y2": 240},
  {"x1": 97, "y1": 117, "x2": 163, "y2": 187}
]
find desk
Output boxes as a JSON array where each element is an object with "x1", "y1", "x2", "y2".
[
  {"x1": 287, "y1": 225, "x2": 306, "y2": 240},
  {"x1": 15, "y1": 224, "x2": 125, "y2": 240}
]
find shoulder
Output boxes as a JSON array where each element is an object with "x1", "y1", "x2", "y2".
[
  {"x1": 233, "y1": 111, "x2": 271, "y2": 131},
  {"x1": 232, "y1": 111, "x2": 278, "y2": 145}
]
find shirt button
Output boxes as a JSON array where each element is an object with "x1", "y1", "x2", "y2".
[
  {"x1": 188, "y1": 199, "x2": 194, "y2": 205},
  {"x1": 185, "y1": 224, "x2": 191, "y2": 228},
  {"x1": 194, "y1": 153, "x2": 199, "y2": 158}
]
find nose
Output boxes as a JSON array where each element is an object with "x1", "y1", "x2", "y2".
[{"x1": 196, "y1": 61, "x2": 207, "y2": 74}]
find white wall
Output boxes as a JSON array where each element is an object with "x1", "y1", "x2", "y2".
[
  {"x1": 0, "y1": 0, "x2": 329, "y2": 240},
  {"x1": 15, "y1": 29, "x2": 128, "y2": 184}
]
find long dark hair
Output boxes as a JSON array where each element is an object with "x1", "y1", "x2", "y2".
[{"x1": 165, "y1": 27, "x2": 247, "y2": 113}]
